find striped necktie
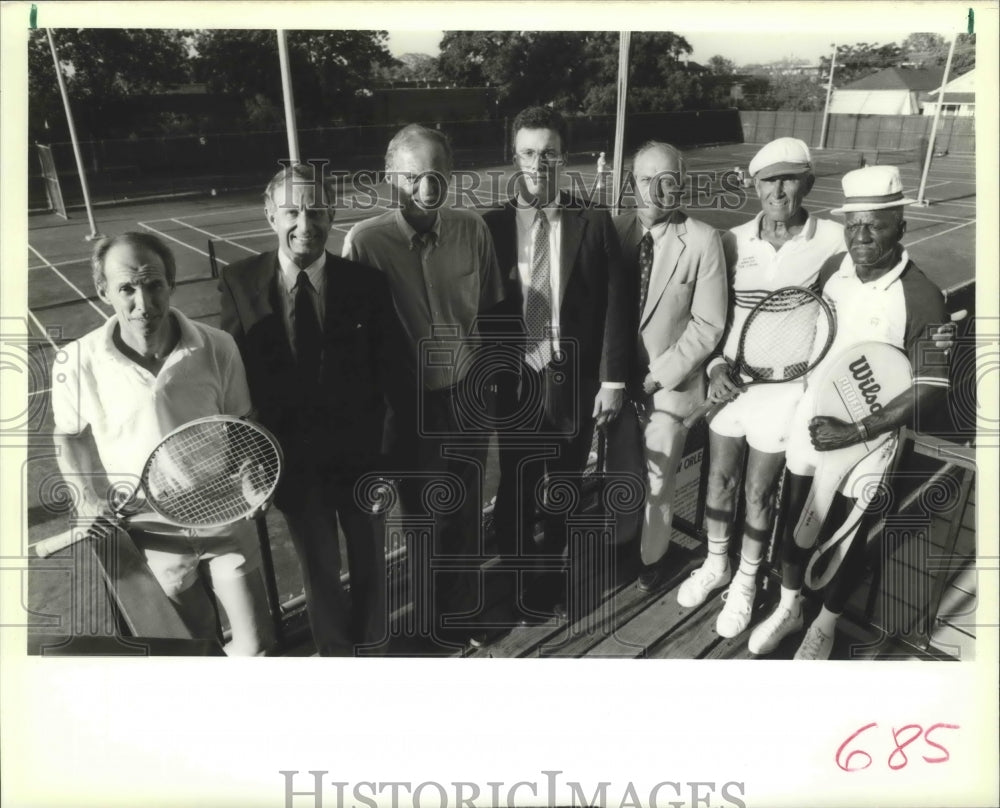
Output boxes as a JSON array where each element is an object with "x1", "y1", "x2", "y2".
[{"x1": 524, "y1": 209, "x2": 552, "y2": 371}]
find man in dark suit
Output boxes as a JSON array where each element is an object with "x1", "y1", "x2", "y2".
[
  {"x1": 608, "y1": 142, "x2": 728, "y2": 592},
  {"x1": 219, "y1": 164, "x2": 406, "y2": 656},
  {"x1": 483, "y1": 106, "x2": 630, "y2": 623}
]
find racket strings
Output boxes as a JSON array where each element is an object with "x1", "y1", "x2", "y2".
[
  {"x1": 740, "y1": 290, "x2": 828, "y2": 381},
  {"x1": 145, "y1": 421, "x2": 281, "y2": 527}
]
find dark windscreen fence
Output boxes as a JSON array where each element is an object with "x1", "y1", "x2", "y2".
[
  {"x1": 740, "y1": 110, "x2": 974, "y2": 155},
  {"x1": 32, "y1": 110, "x2": 745, "y2": 209}
]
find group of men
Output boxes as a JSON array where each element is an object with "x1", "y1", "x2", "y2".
[{"x1": 52, "y1": 105, "x2": 952, "y2": 659}]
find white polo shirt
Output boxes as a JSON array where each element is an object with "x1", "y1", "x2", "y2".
[
  {"x1": 52, "y1": 309, "x2": 252, "y2": 487},
  {"x1": 712, "y1": 211, "x2": 844, "y2": 375},
  {"x1": 817, "y1": 249, "x2": 950, "y2": 389}
]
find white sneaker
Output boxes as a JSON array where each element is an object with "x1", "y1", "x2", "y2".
[
  {"x1": 715, "y1": 579, "x2": 756, "y2": 638},
  {"x1": 677, "y1": 563, "x2": 731, "y2": 608},
  {"x1": 794, "y1": 622, "x2": 835, "y2": 660},
  {"x1": 747, "y1": 601, "x2": 804, "y2": 655}
]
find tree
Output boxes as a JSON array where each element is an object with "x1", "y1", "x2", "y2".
[
  {"x1": 820, "y1": 41, "x2": 904, "y2": 86},
  {"x1": 376, "y1": 53, "x2": 442, "y2": 84},
  {"x1": 28, "y1": 28, "x2": 192, "y2": 140},
  {"x1": 707, "y1": 55, "x2": 736, "y2": 75},
  {"x1": 902, "y1": 32, "x2": 976, "y2": 75},
  {"x1": 437, "y1": 30, "x2": 586, "y2": 113},
  {"x1": 190, "y1": 29, "x2": 397, "y2": 127},
  {"x1": 755, "y1": 73, "x2": 826, "y2": 111}
]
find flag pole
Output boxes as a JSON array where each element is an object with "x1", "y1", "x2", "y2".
[
  {"x1": 916, "y1": 33, "x2": 957, "y2": 206},
  {"x1": 611, "y1": 31, "x2": 631, "y2": 216},
  {"x1": 46, "y1": 29, "x2": 103, "y2": 241},
  {"x1": 277, "y1": 29, "x2": 300, "y2": 163}
]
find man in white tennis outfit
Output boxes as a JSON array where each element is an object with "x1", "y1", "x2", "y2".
[
  {"x1": 681, "y1": 138, "x2": 844, "y2": 638},
  {"x1": 51, "y1": 232, "x2": 273, "y2": 655},
  {"x1": 747, "y1": 165, "x2": 951, "y2": 659}
]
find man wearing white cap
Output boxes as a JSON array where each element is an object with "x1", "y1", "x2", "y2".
[
  {"x1": 678, "y1": 137, "x2": 845, "y2": 639},
  {"x1": 747, "y1": 165, "x2": 950, "y2": 660}
]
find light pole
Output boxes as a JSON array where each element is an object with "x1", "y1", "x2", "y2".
[{"x1": 817, "y1": 43, "x2": 837, "y2": 150}]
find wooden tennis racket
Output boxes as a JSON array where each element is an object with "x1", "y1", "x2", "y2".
[
  {"x1": 35, "y1": 416, "x2": 283, "y2": 558},
  {"x1": 683, "y1": 286, "x2": 836, "y2": 428}
]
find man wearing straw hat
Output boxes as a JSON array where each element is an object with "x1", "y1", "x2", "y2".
[{"x1": 747, "y1": 164, "x2": 951, "y2": 660}]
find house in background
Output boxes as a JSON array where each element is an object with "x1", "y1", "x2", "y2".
[
  {"x1": 922, "y1": 69, "x2": 976, "y2": 117},
  {"x1": 830, "y1": 67, "x2": 945, "y2": 115}
]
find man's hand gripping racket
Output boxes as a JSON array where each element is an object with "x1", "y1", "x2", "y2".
[
  {"x1": 683, "y1": 286, "x2": 836, "y2": 428},
  {"x1": 36, "y1": 416, "x2": 283, "y2": 558}
]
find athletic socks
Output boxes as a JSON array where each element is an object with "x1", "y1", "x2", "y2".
[
  {"x1": 733, "y1": 550, "x2": 762, "y2": 588},
  {"x1": 813, "y1": 605, "x2": 841, "y2": 633},
  {"x1": 705, "y1": 535, "x2": 729, "y2": 574}
]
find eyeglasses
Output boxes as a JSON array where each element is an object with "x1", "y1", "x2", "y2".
[{"x1": 515, "y1": 149, "x2": 565, "y2": 166}]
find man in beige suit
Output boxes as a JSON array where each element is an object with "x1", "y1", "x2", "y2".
[{"x1": 609, "y1": 141, "x2": 728, "y2": 590}]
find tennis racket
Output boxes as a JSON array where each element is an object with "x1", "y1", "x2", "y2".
[
  {"x1": 35, "y1": 416, "x2": 283, "y2": 558},
  {"x1": 683, "y1": 285, "x2": 836, "y2": 428},
  {"x1": 793, "y1": 342, "x2": 913, "y2": 588}
]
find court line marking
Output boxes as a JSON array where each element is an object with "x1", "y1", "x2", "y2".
[
  {"x1": 136, "y1": 221, "x2": 228, "y2": 266},
  {"x1": 28, "y1": 245, "x2": 110, "y2": 321},
  {"x1": 169, "y1": 218, "x2": 259, "y2": 255},
  {"x1": 141, "y1": 203, "x2": 264, "y2": 224},
  {"x1": 27, "y1": 310, "x2": 61, "y2": 352},
  {"x1": 28, "y1": 257, "x2": 91, "y2": 272},
  {"x1": 905, "y1": 219, "x2": 976, "y2": 247}
]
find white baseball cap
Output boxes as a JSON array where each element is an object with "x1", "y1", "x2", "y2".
[
  {"x1": 831, "y1": 165, "x2": 916, "y2": 214},
  {"x1": 748, "y1": 137, "x2": 812, "y2": 179}
]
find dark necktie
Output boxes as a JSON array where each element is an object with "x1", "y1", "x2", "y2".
[
  {"x1": 638, "y1": 231, "x2": 654, "y2": 319},
  {"x1": 294, "y1": 270, "x2": 322, "y2": 385},
  {"x1": 524, "y1": 209, "x2": 552, "y2": 371}
]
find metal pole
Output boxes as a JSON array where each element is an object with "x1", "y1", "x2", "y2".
[
  {"x1": 277, "y1": 29, "x2": 300, "y2": 163},
  {"x1": 611, "y1": 31, "x2": 631, "y2": 216},
  {"x1": 817, "y1": 43, "x2": 837, "y2": 150},
  {"x1": 46, "y1": 29, "x2": 103, "y2": 240},
  {"x1": 917, "y1": 34, "x2": 957, "y2": 206}
]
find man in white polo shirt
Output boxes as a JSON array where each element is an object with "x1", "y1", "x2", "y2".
[
  {"x1": 748, "y1": 165, "x2": 950, "y2": 660},
  {"x1": 678, "y1": 138, "x2": 845, "y2": 639},
  {"x1": 52, "y1": 232, "x2": 273, "y2": 655}
]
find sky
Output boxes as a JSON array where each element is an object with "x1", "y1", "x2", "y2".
[{"x1": 385, "y1": 29, "x2": 948, "y2": 67}]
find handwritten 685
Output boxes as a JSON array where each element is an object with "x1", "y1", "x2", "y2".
[{"x1": 836, "y1": 723, "x2": 960, "y2": 772}]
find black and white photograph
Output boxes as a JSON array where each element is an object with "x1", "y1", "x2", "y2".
[{"x1": 1, "y1": 2, "x2": 996, "y2": 807}]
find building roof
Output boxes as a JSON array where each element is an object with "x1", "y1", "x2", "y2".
[
  {"x1": 842, "y1": 67, "x2": 946, "y2": 92},
  {"x1": 928, "y1": 68, "x2": 976, "y2": 96},
  {"x1": 930, "y1": 93, "x2": 976, "y2": 105}
]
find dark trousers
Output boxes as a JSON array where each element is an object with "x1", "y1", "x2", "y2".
[
  {"x1": 492, "y1": 366, "x2": 596, "y2": 611},
  {"x1": 393, "y1": 383, "x2": 487, "y2": 640},
  {"x1": 280, "y1": 475, "x2": 386, "y2": 656}
]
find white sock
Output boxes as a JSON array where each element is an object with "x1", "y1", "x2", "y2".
[
  {"x1": 734, "y1": 553, "x2": 761, "y2": 588},
  {"x1": 705, "y1": 536, "x2": 729, "y2": 574},
  {"x1": 814, "y1": 606, "x2": 840, "y2": 632},
  {"x1": 779, "y1": 585, "x2": 802, "y2": 612}
]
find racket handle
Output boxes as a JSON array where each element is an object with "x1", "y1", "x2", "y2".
[
  {"x1": 682, "y1": 398, "x2": 719, "y2": 429},
  {"x1": 35, "y1": 528, "x2": 92, "y2": 558}
]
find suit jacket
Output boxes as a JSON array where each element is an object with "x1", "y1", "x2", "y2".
[
  {"x1": 219, "y1": 250, "x2": 407, "y2": 508},
  {"x1": 613, "y1": 211, "x2": 727, "y2": 403},
  {"x1": 482, "y1": 194, "x2": 629, "y2": 430}
]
